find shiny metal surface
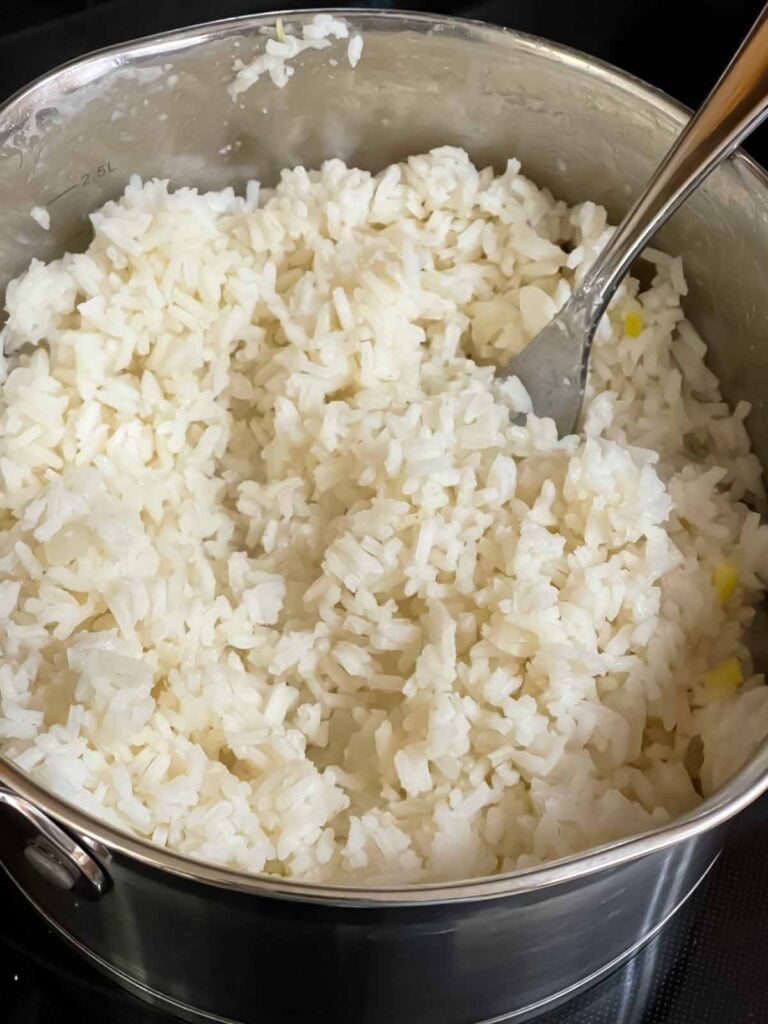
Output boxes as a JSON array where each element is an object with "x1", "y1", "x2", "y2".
[
  {"x1": 0, "y1": 786, "x2": 108, "y2": 899},
  {"x1": 510, "y1": 3, "x2": 768, "y2": 434},
  {"x1": 1, "y1": 9, "x2": 768, "y2": 1022},
  {"x1": 0, "y1": 790, "x2": 722, "y2": 1023},
  {"x1": 0, "y1": 851, "x2": 721, "y2": 1024}
]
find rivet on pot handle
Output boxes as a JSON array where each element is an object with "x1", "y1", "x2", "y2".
[{"x1": 0, "y1": 786, "x2": 110, "y2": 900}]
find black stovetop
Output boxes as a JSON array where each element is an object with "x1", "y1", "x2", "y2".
[{"x1": 1, "y1": 2, "x2": 768, "y2": 1022}]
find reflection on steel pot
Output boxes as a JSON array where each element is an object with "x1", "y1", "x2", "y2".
[{"x1": 1, "y1": 10, "x2": 768, "y2": 1023}]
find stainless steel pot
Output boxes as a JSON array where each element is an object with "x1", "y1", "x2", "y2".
[{"x1": 1, "y1": 10, "x2": 768, "y2": 1023}]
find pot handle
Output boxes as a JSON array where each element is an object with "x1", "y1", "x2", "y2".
[{"x1": 0, "y1": 786, "x2": 109, "y2": 899}]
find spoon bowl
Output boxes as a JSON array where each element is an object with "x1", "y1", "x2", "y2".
[{"x1": 507, "y1": 3, "x2": 768, "y2": 435}]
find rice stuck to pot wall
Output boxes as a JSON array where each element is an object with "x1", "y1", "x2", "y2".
[{"x1": 2, "y1": 147, "x2": 768, "y2": 884}]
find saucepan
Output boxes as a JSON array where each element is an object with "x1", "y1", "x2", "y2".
[{"x1": 1, "y1": 10, "x2": 768, "y2": 1023}]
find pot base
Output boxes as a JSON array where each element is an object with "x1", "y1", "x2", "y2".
[{"x1": 7, "y1": 855, "x2": 717, "y2": 1024}]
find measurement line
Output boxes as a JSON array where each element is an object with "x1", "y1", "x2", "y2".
[{"x1": 49, "y1": 183, "x2": 78, "y2": 205}]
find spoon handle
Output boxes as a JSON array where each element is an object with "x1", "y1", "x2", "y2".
[{"x1": 582, "y1": 3, "x2": 768, "y2": 316}]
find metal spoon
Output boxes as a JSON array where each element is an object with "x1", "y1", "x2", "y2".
[{"x1": 507, "y1": 5, "x2": 768, "y2": 436}]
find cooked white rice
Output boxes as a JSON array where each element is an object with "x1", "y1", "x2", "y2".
[
  {"x1": 29, "y1": 206, "x2": 51, "y2": 231},
  {"x1": 2, "y1": 146, "x2": 768, "y2": 884},
  {"x1": 229, "y1": 14, "x2": 362, "y2": 97}
]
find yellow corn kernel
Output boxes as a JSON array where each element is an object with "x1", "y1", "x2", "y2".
[
  {"x1": 624, "y1": 311, "x2": 643, "y2": 338},
  {"x1": 703, "y1": 658, "x2": 743, "y2": 693},
  {"x1": 275, "y1": 17, "x2": 286, "y2": 42},
  {"x1": 712, "y1": 561, "x2": 739, "y2": 603}
]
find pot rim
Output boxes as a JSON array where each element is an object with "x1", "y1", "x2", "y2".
[{"x1": 1, "y1": 7, "x2": 768, "y2": 905}]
